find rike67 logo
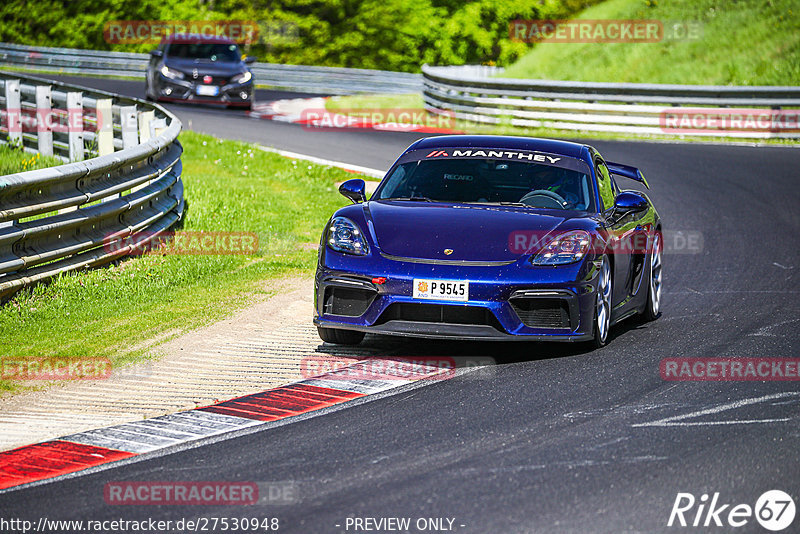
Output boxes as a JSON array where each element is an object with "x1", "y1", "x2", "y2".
[{"x1": 668, "y1": 490, "x2": 796, "y2": 531}]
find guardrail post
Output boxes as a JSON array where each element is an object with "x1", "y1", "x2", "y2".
[
  {"x1": 96, "y1": 98, "x2": 118, "y2": 203},
  {"x1": 95, "y1": 98, "x2": 114, "y2": 156},
  {"x1": 149, "y1": 118, "x2": 167, "y2": 138},
  {"x1": 35, "y1": 85, "x2": 53, "y2": 157},
  {"x1": 120, "y1": 105, "x2": 138, "y2": 149},
  {"x1": 131, "y1": 110, "x2": 156, "y2": 193},
  {"x1": 138, "y1": 110, "x2": 154, "y2": 143},
  {"x1": 66, "y1": 91, "x2": 83, "y2": 161},
  {"x1": 5, "y1": 79, "x2": 22, "y2": 148},
  {"x1": 119, "y1": 105, "x2": 138, "y2": 197}
]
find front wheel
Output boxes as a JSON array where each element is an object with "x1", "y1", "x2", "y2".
[
  {"x1": 589, "y1": 255, "x2": 612, "y2": 349},
  {"x1": 640, "y1": 231, "x2": 663, "y2": 322},
  {"x1": 317, "y1": 326, "x2": 365, "y2": 345}
]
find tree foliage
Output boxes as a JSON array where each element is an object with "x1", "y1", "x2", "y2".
[{"x1": 0, "y1": 0, "x2": 601, "y2": 71}]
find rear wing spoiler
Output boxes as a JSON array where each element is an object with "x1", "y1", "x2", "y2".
[{"x1": 606, "y1": 162, "x2": 649, "y2": 190}]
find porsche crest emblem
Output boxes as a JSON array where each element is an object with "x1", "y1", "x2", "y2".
[{"x1": 444, "y1": 249, "x2": 454, "y2": 255}]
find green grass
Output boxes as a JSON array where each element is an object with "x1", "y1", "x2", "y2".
[
  {"x1": 502, "y1": 0, "x2": 800, "y2": 85},
  {"x1": 0, "y1": 131, "x2": 354, "y2": 394},
  {"x1": 0, "y1": 144, "x2": 64, "y2": 174},
  {"x1": 327, "y1": 94, "x2": 426, "y2": 112}
]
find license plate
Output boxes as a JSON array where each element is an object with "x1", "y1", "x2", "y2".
[
  {"x1": 413, "y1": 279, "x2": 469, "y2": 302},
  {"x1": 196, "y1": 85, "x2": 219, "y2": 96}
]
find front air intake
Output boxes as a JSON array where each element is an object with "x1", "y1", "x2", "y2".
[
  {"x1": 323, "y1": 286, "x2": 375, "y2": 317},
  {"x1": 510, "y1": 298, "x2": 571, "y2": 329}
]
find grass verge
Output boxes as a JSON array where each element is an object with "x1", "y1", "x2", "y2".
[
  {"x1": 0, "y1": 144, "x2": 64, "y2": 174},
  {"x1": 0, "y1": 131, "x2": 354, "y2": 394},
  {"x1": 502, "y1": 0, "x2": 800, "y2": 85}
]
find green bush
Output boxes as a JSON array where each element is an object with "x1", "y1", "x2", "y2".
[{"x1": 0, "y1": 0, "x2": 602, "y2": 72}]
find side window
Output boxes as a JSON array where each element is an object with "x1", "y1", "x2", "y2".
[
  {"x1": 378, "y1": 163, "x2": 408, "y2": 198},
  {"x1": 595, "y1": 160, "x2": 615, "y2": 211}
]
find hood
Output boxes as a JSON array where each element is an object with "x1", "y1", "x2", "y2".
[
  {"x1": 164, "y1": 57, "x2": 246, "y2": 77},
  {"x1": 365, "y1": 200, "x2": 581, "y2": 262}
]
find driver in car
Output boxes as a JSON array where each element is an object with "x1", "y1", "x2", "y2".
[{"x1": 527, "y1": 166, "x2": 581, "y2": 208}]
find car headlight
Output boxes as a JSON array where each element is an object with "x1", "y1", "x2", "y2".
[
  {"x1": 160, "y1": 65, "x2": 184, "y2": 80},
  {"x1": 531, "y1": 230, "x2": 591, "y2": 265},
  {"x1": 231, "y1": 71, "x2": 252, "y2": 84},
  {"x1": 327, "y1": 217, "x2": 370, "y2": 256}
]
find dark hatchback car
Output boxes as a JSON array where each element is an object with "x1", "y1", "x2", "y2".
[{"x1": 145, "y1": 34, "x2": 255, "y2": 109}]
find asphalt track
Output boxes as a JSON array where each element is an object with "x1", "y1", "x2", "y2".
[{"x1": 1, "y1": 75, "x2": 799, "y2": 533}]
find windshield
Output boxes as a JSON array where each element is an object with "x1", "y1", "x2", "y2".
[
  {"x1": 375, "y1": 158, "x2": 594, "y2": 211},
  {"x1": 166, "y1": 43, "x2": 241, "y2": 62}
]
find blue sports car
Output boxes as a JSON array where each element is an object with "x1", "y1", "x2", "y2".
[{"x1": 314, "y1": 135, "x2": 662, "y2": 348}]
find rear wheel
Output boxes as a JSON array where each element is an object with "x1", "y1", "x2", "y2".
[
  {"x1": 589, "y1": 255, "x2": 612, "y2": 349},
  {"x1": 640, "y1": 231, "x2": 663, "y2": 322},
  {"x1": 317, "y1": 326, "x2": 365, "y2": 345}
]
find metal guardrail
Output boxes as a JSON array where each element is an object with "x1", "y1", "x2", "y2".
[
  {"x1": 422, "y1": 65, "x2": 800, "y2": 138},
  {"x1": 0, "y1": 42, "x2": 422, "y2": 95},
  {"x1": 0, "y1": 71, "x2": 184, "y2": 299}
]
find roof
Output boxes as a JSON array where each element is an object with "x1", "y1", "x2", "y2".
[{"x1": 408, "y1": 135, "x2": 588, "y2": 159}]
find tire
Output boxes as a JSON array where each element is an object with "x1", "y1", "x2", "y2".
[
  {"x1": 317, "y1": 326, "x2": 365, "y2": 345},
  {"x1": 640, "y1": 231, "x2": 663, "y2": 322},
  {"x1": 589, "y1": 254, "x2": 612, "y2": 349}
]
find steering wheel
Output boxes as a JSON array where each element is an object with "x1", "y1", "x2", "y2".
[{"x1": 519, "y1": 189, "x2": 568, "y2": 209}]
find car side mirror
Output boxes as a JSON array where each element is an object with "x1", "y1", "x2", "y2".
[
  {"x1": 613, "y1": 191, "x2": 648, "y2": 214},
  {"x1": 150, "y1": 50, "x2": 163, "y2": 58},
  {"x1": 244, "y1": 56, "x2": 257, "y2": 64},
  {"x1": 339, "y1": 179, "x2": 367, "y2": 204}
]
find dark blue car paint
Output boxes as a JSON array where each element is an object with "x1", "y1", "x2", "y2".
[{"x1": 314, "y1": 135, "x2": 661, "y2": 342}]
